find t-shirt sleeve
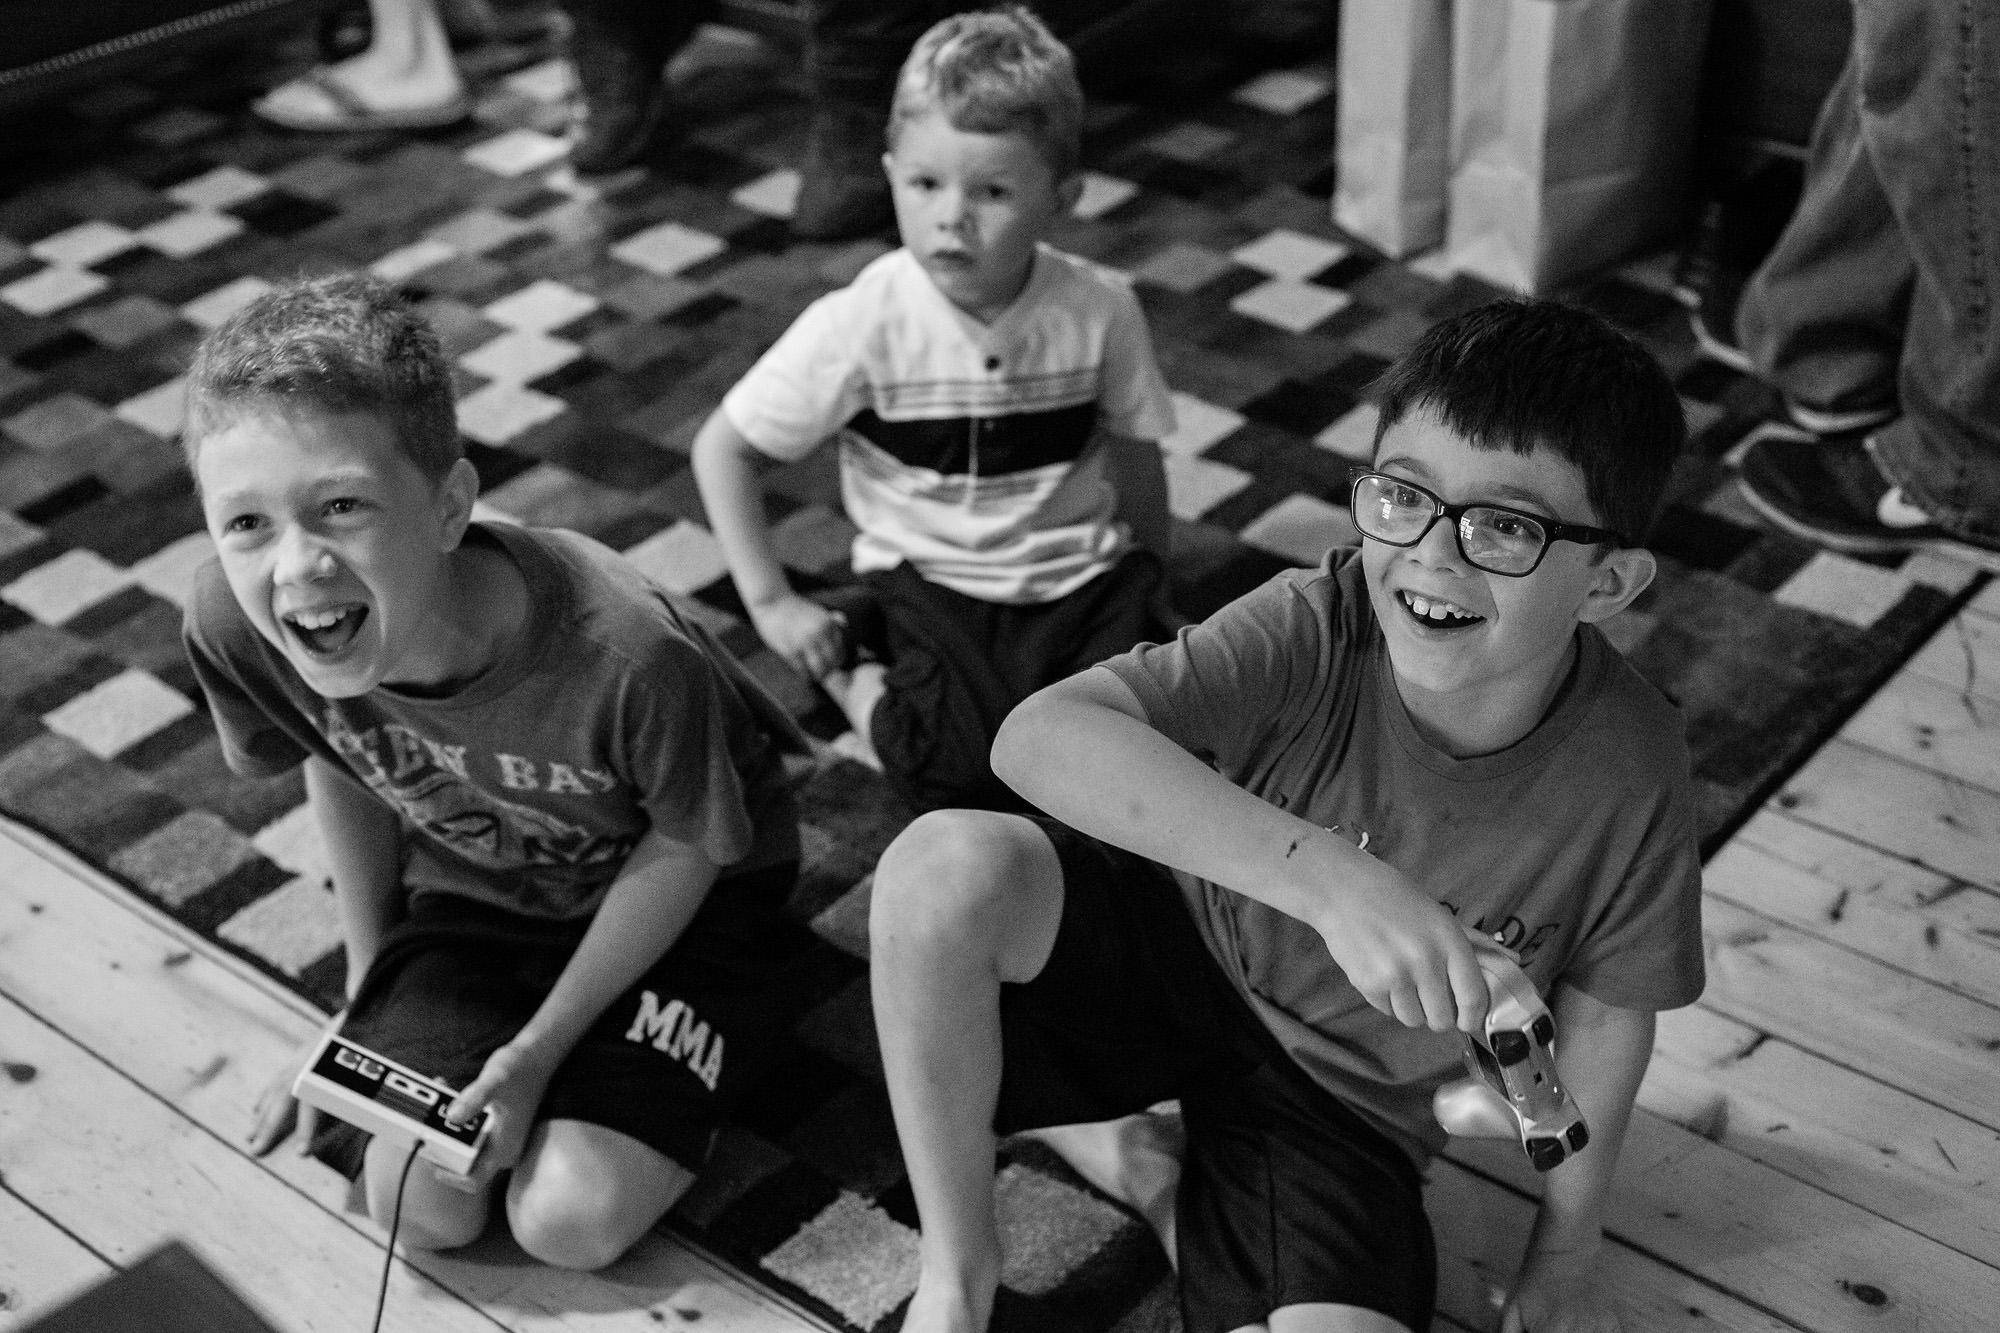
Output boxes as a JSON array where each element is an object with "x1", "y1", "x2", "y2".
[
  {"x1": 1563, "y1": 768, "x2": 1706, "y2": 1012},
  {"x1": 181, "y1": 560, "x2": 313, "y2": 778},
  {"x1": 1095, "y1": 281, "x2": 1176, "y2": 443},
  {"x1": 617, "y1": 631, "x2": 764, "y2": 870},
  {"x1": 1100, "y1": 565, "x2": 1328, "y2": 777},
  {"x1": 720, "y1": 288, "x2": 869, "y2": 462}
]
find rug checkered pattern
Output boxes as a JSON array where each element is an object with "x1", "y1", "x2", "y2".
[{"x1": 0, "y1": 22, "x2": 1986, "y2": 1333}]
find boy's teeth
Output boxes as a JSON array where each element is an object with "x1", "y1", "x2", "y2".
[
  {"x1": 1403, "y1": 591, "x2": 1479, "y2": 622},
  {"x1": 292, "y1": 609, "x2": 345, "y2": 629}
]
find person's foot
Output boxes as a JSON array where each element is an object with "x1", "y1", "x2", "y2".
[
  {"x1": 819, "y1": 661, "x2": 888, "y2": 768},
  {"x1": 793, "y1": 100, "x2": 894, "y2": 240},
  {"x1": 1737, "y1": 431, "x2": 2000, "y2": 571},
  {"x1": 1686, "y1": 264, "x2": 1756, "y2": 377},
  {"x1": 1687, "y1": 297, "x2": 1897, "y2": 436},
  {"x1": 901, "y1": 1269, "x2": 996, "y2": 1333},
  {"x1": 564, "y1": 16, "x2": 671, "y2": 173},
  {"x1": 1015, "y1": 1108, "x2": 1185, "y2": 1269},
  {"x1": 253, "y1": 60, "x2": 471, "y2": 132}
]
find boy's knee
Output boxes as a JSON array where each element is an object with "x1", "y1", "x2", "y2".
[
  {"x1": 870, "y1": 810, "x2": 1052, "y2": 956},
  {"x1": 508, "y1": 1178, "x2": 639, "y2": 1271},
  {"x1": 380, "y1": 1205, "x2": 487, "y2": 1254},
  {"x1": 364, "y1": 1161, "x2": 486, "y2": 1252}
]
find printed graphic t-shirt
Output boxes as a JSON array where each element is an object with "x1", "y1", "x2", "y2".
[
  {"x1": 1103, "y1": 547, "x2": 1705, "y2": 1168},
  {"x1": 184, "y1": 523, "x2": 802, "y2": 920}
]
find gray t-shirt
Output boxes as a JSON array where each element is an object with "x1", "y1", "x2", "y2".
[
  {"x1": 185, "y1": 523, "x2": 803, "y2": 921},
  {"x1": 1103, "y1": 546, "x2": 1704, "y2": 1167}
]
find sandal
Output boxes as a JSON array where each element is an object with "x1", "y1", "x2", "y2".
[{"x1": 253, "y1": 66, "x2": 472, "y2": 133}]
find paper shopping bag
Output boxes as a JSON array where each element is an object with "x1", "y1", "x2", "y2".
[
  {"x1": 1333, "y1": 0, "x2": 1454, "y2": 258},
  {"x1": 1445, "y1": 0, "x2": 1713, "y2": 292}
]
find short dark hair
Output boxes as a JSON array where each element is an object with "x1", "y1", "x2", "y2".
[
  {"x1": 183, "y1": 272, "x2": 460, "y2": 483},
  {"x1": 1370, "y1": 300, "x2": 1685, "y2": 544},
  {"x1": 889, "y1": 5, "x2": 1083, "y2": 182}
]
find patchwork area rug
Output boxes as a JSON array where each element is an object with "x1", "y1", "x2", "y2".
[{"x1": 0, "y1": 21, "x2": 1988, "y2": 1333}]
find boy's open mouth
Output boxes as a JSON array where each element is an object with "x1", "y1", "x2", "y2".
[
  {"x1": 1399, "y1": 589, "x2": 1484, "y2": 630},
  {"x1": 284, "y1": 605, "x2": 368, "y2": 657}
]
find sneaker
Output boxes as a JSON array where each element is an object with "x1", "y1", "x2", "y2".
[
  {"x1": 1673, "y1": 159, "x2": 1804, "y2": 309},
  {"x1": 1688, "y1": 276, "x2": 1755, "y2": 376},
  {"x1": 563, "y1": 11, "x2": 676, "y2": 173},
  {"x1": 1783, "y1": 397, "x2": 1899, "y2": 437},
  {"x1": 1738, "y1": 432, "x2": 2000, "y2": 570},
  {"x1": 1689, "y1": 297, "x2": 1899, "y2": 435}
]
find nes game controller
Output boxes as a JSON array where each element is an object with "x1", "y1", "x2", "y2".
[
  {"x1": 1432, "y1": 943, "x2": 1590, "y2": 1172},
  {"x1": 292, "y1": 1032, "x2": 491, "y2": 1175}
]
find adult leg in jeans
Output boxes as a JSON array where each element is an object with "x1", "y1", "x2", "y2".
[
  {"x1": 795, "y1": 0, "x2": 943, "y2": 237},
  {"x1": 560, "y1": 0, "x2": 714, "y2": 172},
  {"x1": 1857, "y1": 0, "x2": 2000, "y2": 545},
  {"x1": 1733, "y1": 53, "x2": 1910, "y2": 427},
  {"x1": 1736, "y1": 0, "x2": 2000, "y2": 564}
]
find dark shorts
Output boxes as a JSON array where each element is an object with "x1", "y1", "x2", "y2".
[
  {"x1": 998, "y1": 819, "x2": 1436, "y2": 1333},
  {"x1": 846, "y1": 551, "x2": 1165, "y2": 814},
  {"x1": 311, "y1": 862, "x2": 801, "y2": 1180}
]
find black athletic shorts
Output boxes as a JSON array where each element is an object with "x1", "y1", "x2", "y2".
[
  {"x1": 310, "y1": 862, "x2": 800, "y2": 1180},
  {"x1": 997, "y1": 819, "x2": 1437, "y2": 1333},
  {"x1": 846, "y1": 550, "x2": 1166, "y2": 814}
]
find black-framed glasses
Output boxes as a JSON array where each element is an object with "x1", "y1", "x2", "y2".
[{"x1": 1348, "y1": 470, "x2": 1628, "y2": 577}]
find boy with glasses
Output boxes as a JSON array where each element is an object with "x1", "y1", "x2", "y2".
[{"x1": 869, "y1": 299, "x2": 1704, "y2": 1333}]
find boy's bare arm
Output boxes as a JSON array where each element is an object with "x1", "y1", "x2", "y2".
[
  {"x1": 247, "y1": 757, "x2": 402, "y2": 1155},
  {"x1": 443, "y1": 828, "x2": 720, "y2": 1182},
  {"x1": 994, "y1": 669, "x2": 1490, "y2": 1034},
  {"x1": 1103, "y1": 432, "x2": 1171, "y2": 565},
  {"x1": 690, "y1": 408, "x2": 845, "y2": 679},
  {"x1": 305, "y1": 756, "x2": 404, "y2": 998},
  {"x1": 1503, "y1": 985, "x2": 1654, "y2": 1333}
]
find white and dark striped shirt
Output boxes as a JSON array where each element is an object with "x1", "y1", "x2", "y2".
[{"x1": 723, "y1": 243, "x2": 1175, "y2": 604}]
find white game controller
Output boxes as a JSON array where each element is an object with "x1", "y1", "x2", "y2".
[{"x1": 293, "y1": 1032, "x2": 491, "y2": 1175}]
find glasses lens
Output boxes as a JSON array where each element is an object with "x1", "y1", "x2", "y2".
[
  {"x1": 1353, "y1": 475, "x2": 1434, "y2": 541},
  {"x1": 1460, "y1": 507, "x2": 1547, "y2": 574}
]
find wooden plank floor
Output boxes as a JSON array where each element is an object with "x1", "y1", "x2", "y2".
[{"x1": 4, "y1": 578, "x2": 1998, "y2": 1332}]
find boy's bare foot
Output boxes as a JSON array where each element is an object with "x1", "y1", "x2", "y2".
[
  {"x1": 902, "y1": 1269, "x2": 996, "y2": 1333},
  {"x1": 1016, "y1": 1107, "x2": 1184, "y2": 1269},
  {"x1": 827, "y1": 727, "x2": 883, "y2": 772},
  {"x1": 819, "y1": 661, "x2": 888, "y2": 760}
]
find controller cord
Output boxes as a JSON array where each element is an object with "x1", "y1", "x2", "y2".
[{"x1": 370, "y1": 1143, "x2": 419, "y2": 1333}]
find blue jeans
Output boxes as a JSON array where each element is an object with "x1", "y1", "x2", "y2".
[{"x1": 1735, "y1": 0, "x2": 2000, "y2": 542}]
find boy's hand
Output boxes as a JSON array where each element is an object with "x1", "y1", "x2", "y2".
[
  {"x1": 1503, "y1": 1243, "x2": 1623, "y2": 1333},
  {"x1": 440, "y1": 1041, "x2": 558, "y2": 1192},
  {"x1": 749, "y1": 593, "x2": 847, "y2": 681},
  {"x1": 247, "y1": 1015, "x2": 343, "y2": 1157},
  {"x1": 1315, "y1": 860, "x2": 1490, "y2": 1034}
]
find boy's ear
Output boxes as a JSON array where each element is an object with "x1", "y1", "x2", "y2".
[
  {"x1": 435, "y1": 457, "x2": 480, "y2": 551},
  {"x1": 1576, "y1": 546, "x2": 1656, "y2": 624}
]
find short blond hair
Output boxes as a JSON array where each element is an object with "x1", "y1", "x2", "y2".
[{"x1": 889, "y1": 6, "x2": 1083, "y2": 182}]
